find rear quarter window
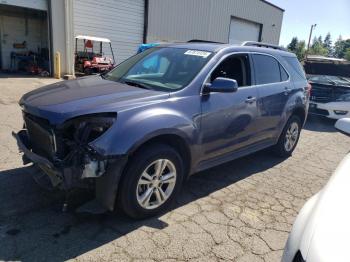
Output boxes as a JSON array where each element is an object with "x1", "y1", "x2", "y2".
[{"x1": 283, "y1": 56, "x2": 306, "y2": 80}]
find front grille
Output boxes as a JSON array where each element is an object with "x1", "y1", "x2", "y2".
[
  {"x1": 293, "y1": 251, "x2": 306, "y2": 262},
  {"x1": 310, "y1": 84, "x2": 350, "y2": 103},
  {"x1": 23, "y1": 113, "x2": 56, "y2": 159}
]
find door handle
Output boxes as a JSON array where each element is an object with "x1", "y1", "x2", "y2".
[
  {"x1": 284, "y1": 87, "x2": 292, "y2": 95},
  {"x1": 245, "y1": 96, "x2": 257, "y2": 104}
]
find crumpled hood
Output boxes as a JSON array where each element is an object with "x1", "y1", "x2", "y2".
[
  {"x1": 20, "y1": 76, "x2": 169, "y2": 125},
  {"x1": 301, "y1": 153, "x2": 350, "y2": 261}
]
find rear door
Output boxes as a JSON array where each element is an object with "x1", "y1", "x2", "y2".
[{"x1": 252, "y1": 54, "x2": 292, "y2": 140}]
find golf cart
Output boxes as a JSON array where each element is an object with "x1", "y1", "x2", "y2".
[{"x1": 74, "y1": 35, "x2": 115, "y2": 75}]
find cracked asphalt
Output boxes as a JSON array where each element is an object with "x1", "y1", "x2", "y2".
[{"x1": 0, "y1": 76, "x2": 349, "y2": 262}]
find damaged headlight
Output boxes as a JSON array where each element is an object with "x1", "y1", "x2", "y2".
[{"x1": 61, "y1": 113, "x2": 117, "y2": 144}]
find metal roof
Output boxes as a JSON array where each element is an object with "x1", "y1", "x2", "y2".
[{"x1": 75, "y1": 35, "x2": 111, "y2": 43}]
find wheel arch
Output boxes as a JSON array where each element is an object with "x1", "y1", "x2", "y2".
[
  {"x1": 291, "y1": 106, "x2": 307, "y2": 125},
  {"x1": 127, "y1": 133, "x2": 192, "y2": 178}
]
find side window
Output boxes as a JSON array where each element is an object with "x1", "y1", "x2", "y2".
[
  {"x1": 280, "y1": 64, "x2": 289, "y2": 81},
  {"x1": 283, "y1": 56, "x2": 306, "y2": 79},
  {"x1": 252, "y1": 54, "x2": 281, "y2": 84},
  {"x1": 210, "y1": 54, "x2": 251, "y2": 87}
]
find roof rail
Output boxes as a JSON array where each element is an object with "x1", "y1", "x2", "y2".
[
  {"x1": 188, "y1": 39, "x2": 224, "y2": 44},
  {"x1": 241, "y1": 41, "x2": 287, "y2": 51}
]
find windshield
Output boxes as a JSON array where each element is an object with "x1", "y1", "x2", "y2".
[{"x1": 104, "y1": 47, "x2": 213, "y2": 91}]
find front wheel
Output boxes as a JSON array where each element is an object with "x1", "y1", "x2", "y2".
[
  {"x1": 273, "y1": 115, "x2": 302, "y2": 157},
  {"x1": 118, "y1": 144, "x2": 184, "y2": 219}
]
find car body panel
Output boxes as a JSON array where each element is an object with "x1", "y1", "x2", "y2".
[
  {"x1": 20, "y1": 75, "x2": 170, "y2": 125},
  {"x1": 282, "y1": 153, "x2": 350, "y2": 262}
]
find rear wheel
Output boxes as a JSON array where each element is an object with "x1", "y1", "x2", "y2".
[
  {"x1": 118, "y1": 144, "x2": 184, "y2": 219},
  {"x1": 273, "y1": 115, "x2": 302, "y2": 157}
]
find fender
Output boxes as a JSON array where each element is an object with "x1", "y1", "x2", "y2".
[{"x1": 90, "y1": 98, "x2": 201, "y2": 157}]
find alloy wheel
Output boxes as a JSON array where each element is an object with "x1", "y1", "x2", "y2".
[
  {"x1": 284, "y1": 122, "x2": 299, "y2": 152},
  {"x1": 136, "y1": 159, "x2": 177, "y2": 210}
]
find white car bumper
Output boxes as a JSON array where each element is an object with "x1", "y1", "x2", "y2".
[{"x1": 309, "y1": 101, "x2": 350, "y2": 119}]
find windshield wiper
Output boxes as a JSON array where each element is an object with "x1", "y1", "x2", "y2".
[{"x1": 123, "y1": 80, "x2": 150, "y2": 90}]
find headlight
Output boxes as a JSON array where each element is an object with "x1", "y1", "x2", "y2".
[
  {"x1": 60, "y1": 113, "x2": 117, "y2": 143},
  {"x1": 336, "y1": 93, "x2": 350, "y2": 102}
]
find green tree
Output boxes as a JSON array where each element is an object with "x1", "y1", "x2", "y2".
[
  {"x1": 333, "y1": 36, "x2": 350, "y2": 58},
  {"x1": 334, "y1": 35, "x2": 344, "y2": 58},
  {"x1": 323, "y1": 32, "x2": 333, "y2": 54},
  {"x1": 287, "y1": 37, "x2": 298, "y2": 52},
  {"x1": 309, "y1": 35, "x2": 328, "y2": 56},
  {"x1": 295, "y1": 40, "x2": 306, "y2": 61},
  {"x1": 345, "y1": 48, "x2": 350, "y2": 61},
  {"x1": 309, "y1": 41, "x2": 328, "y2": 56}
]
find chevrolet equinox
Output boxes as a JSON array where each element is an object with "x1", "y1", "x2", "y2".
[{"x1": 13, "y1": 42, "x2": 309, "y2": 218}]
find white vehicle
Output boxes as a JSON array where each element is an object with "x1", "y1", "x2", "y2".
[
  {"x1": 308, "y1": 75, "x2": 350, "y2": 119},
  {"x1": 282, "y1": 118, "x2": 350, "y2": 262}
]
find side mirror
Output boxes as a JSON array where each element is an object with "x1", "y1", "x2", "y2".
[
  {"x1": 335, "y1": 118, "x2": 350, "y2": 136},
  {"x1": 204, "y1": 77, "x2": 238, "y2": 94}
]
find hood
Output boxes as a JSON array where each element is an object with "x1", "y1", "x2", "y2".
[
  {"x1": 301, "y1": 154, "x2": 350, "y2": 261},
  {"x1": 20, "y1": 76, "x2": 169, "y2": 125}
]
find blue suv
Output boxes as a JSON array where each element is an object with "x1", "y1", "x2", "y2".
[{"x1": 13, "y1": 42, "x2": 309, "y2": 218}]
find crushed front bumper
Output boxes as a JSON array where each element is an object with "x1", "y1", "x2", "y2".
[
  {"x1": 12, "y1": 130, "x2": 128, "y2": 211},
  {"x1": 12, "y1": 130, "x2": 64, "y2": 187}
]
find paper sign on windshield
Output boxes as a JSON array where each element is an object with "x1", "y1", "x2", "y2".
[{"x1": 184, "y1": 50, "x2": 211, "y2": 58}]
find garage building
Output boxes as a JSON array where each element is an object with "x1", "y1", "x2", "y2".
[{"x1": 0, "y1": 0, "x2": 284, "y2": 77}]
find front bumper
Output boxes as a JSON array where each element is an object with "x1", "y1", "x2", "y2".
[
  {"x1": 309, "y1": 101, "x2": 350, "y2": 119},
  {"x1": 12, "y1": 129, "x2": 128, "y2": 211},
  {"x1": 12, "y1": 130, "x2": 64, "y2": 187}
]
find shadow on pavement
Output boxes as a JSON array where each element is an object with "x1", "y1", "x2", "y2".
[
  {"x1": 304, "y1": 115, "x2": 337, "y2": 133},
  {"x1": 0, "y1": 149, "x2": 284, "y2": 261}
]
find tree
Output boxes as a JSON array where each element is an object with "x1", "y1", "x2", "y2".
[
  {"x1": 345, "y1": 48, "x2": 350, "y2": 61},
  {"x1": 295, "y1": 40, "x2": 306, "y2": 61},
  {"x1": 323, "y1": 33, "x2": 333, "y2": 55},
  {"x1": 286, "y1": 37, "x2": 306, "y2": 61},
  {"x1": 334, "y1": 35, "x2": 344, "y2": 58},
  {"x1": 309, "y1": 41, "x2": 328, "y2": 56},
  {"x1": 334, "y1": 36, "x2": 350, "y2": 58},
  {"x1": 287, "y1": 37, "x2": 298, "y2": 52}
]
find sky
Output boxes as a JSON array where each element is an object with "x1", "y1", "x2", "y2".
[{"x1": 268, "y1": 0, "x2": 350, "y2": 47}]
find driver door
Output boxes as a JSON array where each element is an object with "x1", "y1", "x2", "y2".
[{"x1": 199, "y1": 53, "x2": 259, "y2": 161}]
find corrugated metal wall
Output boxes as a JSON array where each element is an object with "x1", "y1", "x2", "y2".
[
  {"x1": 147, "y1": 0, "x2": 283, "y2": 45},
  {"x1": 73, "y1": 0, "x2": 144, "y2": 63}
]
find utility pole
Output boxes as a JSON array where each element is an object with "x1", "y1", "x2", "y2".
[{"x1": 305, "y1": 24, "x2": 317, "y2": 60}]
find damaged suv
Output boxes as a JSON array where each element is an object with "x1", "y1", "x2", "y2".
[{"x1": 13, "y1": 42, "x2": 309, "y2": 218}]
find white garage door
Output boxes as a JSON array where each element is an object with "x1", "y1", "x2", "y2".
[
  {"x1": 229, "y1": 17, "x2": 261, "y2": 45},
  {"x1": 73, "y1": 0, "x2": 144, "y2": 64}
]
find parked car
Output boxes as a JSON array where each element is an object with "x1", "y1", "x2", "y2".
[
  {"x1": 13, "y1": 42, "x2": 309, "y2": 218},
  {"x1": 308, "y1": 75, "x2": 350, "y2": 119},
  {"x1": 282, "y1": 118, "x2": 350, "y2": 262}
]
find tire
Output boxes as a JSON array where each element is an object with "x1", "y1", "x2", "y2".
[
  {"x1": 118, "y1": 144, "x2": 184, "y2": 219},
  {"x1": 272, "y1": 115, "x2": 302, "y2": 157}
]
